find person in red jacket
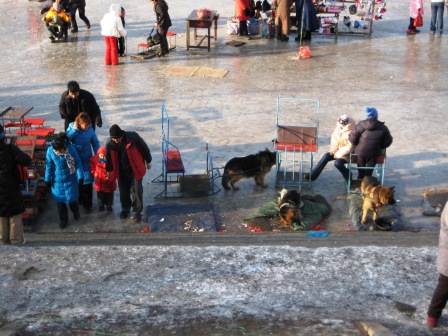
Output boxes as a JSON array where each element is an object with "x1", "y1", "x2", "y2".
[
  {"x1": 90, "y1": 146, "x2": 117, "y2": 212},
  {"x1": 106, "y1": 125, "x2": 152, "y2": 223},
  {"x1": 235, "y1": 0, "x2": 251, "y2": 39}
]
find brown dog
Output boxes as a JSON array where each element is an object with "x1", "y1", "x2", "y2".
[
  {"x1": 360, "y1": 176, "x2": 396, "y2": 224},
  {"x1": 222, "y1": 148, "x2": 276, "y2": 191},
  {"x1": 277, "y1": 189, "x2": 304, "y2": 225}
]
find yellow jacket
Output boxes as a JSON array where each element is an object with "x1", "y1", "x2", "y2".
[{"x1": 43, "y1": 7, "x2": 71, "y2": 23}]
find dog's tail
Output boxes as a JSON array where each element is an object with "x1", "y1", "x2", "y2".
[{"x1": 222, "y1": 169, "x2": 231, "y2": 190}]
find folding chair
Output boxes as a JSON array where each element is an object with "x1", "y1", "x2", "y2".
[{"x1": 346, "y1": 151, "x2": 387, "y2": 194}]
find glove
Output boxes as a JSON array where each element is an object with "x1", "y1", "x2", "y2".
[
  {"x1": 146, "y1": 162, "x2": 152, "y2": 170},
  {"x1": 97, "y1": 123, "x2": 103, "y2": 128}
]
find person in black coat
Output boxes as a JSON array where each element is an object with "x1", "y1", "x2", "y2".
[
  {"x1": 68, "y1": 0, "x2": 91, "y2": 33},
  {"x1": 295, "y1": 0, "x2": 319, "y2": 41},
  {"x1": 59, "y1": 81, "x2": 103, "y2": 131},
  {"x1": 151, "y1": 0, "x2": 172, "y2": 57},
  {"x1": 0, "y1": 125, "x2": 32, "y2": 245},
  {"x1": 106, "y1": 125, "x2": 152, "y2": 223},
  {"x1": 117, "y1": 6, "x2": 126, "y2": 57},
  {"x1": 349, "y1": 107, "x2": 393, "y2": 180}
]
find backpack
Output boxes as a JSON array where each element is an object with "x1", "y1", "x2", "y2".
[
  {"x1": 8, "y1": 145, "x2": 28, "y2": 184},
  {"x1": 147, "y1": 27, "x2": 161, "y2": 46}
]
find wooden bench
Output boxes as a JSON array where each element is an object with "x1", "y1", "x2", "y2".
[{"x1": 17, "y1": 128, "x2": 55, "y2": 141}]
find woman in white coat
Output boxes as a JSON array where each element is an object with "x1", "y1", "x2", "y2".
[
  {"x1": 427, "y1": 202, "x2": 448, "y2": 328},
  {"x1": 100, "y1": 4, "x2": 127, "y2": 65}
]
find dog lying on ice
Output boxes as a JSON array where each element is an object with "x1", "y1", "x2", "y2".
[
  {"x1": 360, "y1": 176, "x2": 396, "y2": 224},
  {"x1": 221, "y1": 148, "x2": 276, "y2": 191},
  {"x1": 277, "y1": 188, "x2": 304, "y2": 225}
]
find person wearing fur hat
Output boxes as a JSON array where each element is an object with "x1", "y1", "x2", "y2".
[
  {"x1": 0, "y1": 124, "x2": 32, "y2": 245},
  {"x1": 105, "y1": 125, "x2": 152, "y2": 223},
  {"x1": 349, "y1": 107, "x2": 393, "y2": 180},
  {"x1": 305, "y1": 114, "x2": 356, "y2": 183}
]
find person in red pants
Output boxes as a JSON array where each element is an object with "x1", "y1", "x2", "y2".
[{"x1": 100, "y1": 4, "x2": 127, "y2": 65}]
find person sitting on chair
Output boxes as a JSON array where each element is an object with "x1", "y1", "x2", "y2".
[
  {"x1": 349, "y1": 107, "x2": 393, "y2": 180},
  {"x1": 43, "y1": 2, "x2": 71, "y2": 42},
  {"x1": 305, "y1": 114, "x2": 356, "y2": 183}
]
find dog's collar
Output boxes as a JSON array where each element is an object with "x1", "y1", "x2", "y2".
[
  {"x1": 279, "y1": 200, "x2": 304, "y2": 209},
  {"x1": 367, "y1": 186, "x2": 383, "y2": 207},
  {"x1": 279, "y1": 203, "x2": 291, "y2": 210},
  {"x1": 368, "y1": 186, "x2": 379, "y2": 199}
]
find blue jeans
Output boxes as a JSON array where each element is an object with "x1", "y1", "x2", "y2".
[
  {"x1": 311, "y1": 152, "x2": 351, "y2": 182},
  {"x1": 430, "y1": 2, "x2": 445, "y2": 33}
]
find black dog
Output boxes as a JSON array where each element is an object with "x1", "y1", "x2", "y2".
[{"x1": 222, "y1": 148, "x2": 276, "y2": 191}]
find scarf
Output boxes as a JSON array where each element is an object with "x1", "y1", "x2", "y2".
[{"x1": 54, "y1": 148, "x2": 76, "y2": 175}]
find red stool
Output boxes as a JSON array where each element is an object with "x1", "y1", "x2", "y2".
[{"x1": 167, "y1": 32, "x2": 177, "y2": 50}]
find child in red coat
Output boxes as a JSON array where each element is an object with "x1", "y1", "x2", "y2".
[{"x1": 90, "y1": 146, "x2": 117, "y2": 211}]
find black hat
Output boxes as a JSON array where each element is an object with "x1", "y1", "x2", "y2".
[{"x1": 109, "y1": 124, "x2": 124, "y2": 138}]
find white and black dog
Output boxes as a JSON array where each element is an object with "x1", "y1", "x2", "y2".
[{"x1": 277, "y1": 189, "x2": 304, "y2": 225}]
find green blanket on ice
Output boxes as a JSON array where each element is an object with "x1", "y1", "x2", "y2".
[{"x1": 244, "y1": 195, "x2": 331, "y2": 231}]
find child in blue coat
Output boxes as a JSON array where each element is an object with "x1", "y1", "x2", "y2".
[{"x1": 45, "y1": 134, "x2": 83, "y2": 228}]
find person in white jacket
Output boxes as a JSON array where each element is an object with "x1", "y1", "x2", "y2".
[
  {"x1": 305, "y1": 114, "x2": 356, "y2": 183},
  {"x1": 100, "y1": 4, "x2": 127, "y2": 65}
]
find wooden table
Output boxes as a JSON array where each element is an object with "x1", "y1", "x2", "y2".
[{"x1": 186, "y1": 10, "x2": 219, "y2": 52}]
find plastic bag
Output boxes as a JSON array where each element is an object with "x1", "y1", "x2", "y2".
[
  {"x1": 298, "y1": 46, "x2": 312, "y2": 59},
  {"x1": 414, "y1": 9, "x2": 423, "y2": 27}
]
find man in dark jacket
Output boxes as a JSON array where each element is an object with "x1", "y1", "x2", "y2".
[
  {"x1": 0, "y1": 125, "x2": 32, "y2": 245},
  {"x1": 59, "y1": 81, "x2": 102, "y2": 131},
  {"x1": 68, "y1": 0, "x2": 91, "y2": 33},
  {"x1": 349, "y1": 107, "x2": 393, "y2": 180},
  {"x1": 106, "y1": 125, "x2": 152, "y2": 223},
  {"x1": 151, "y1": 0, "x2": 172, "y2": 57}
]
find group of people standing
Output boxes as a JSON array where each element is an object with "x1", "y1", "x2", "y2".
[
  {"x1": 44, "y1": 81, "x2": 153, "y2": 228},
  {"x1": 99, "y1": 0, "x2": 171, "y2": 64},
  {"x1": 41, "y1": 0, "x2": 171, "y2": 63},
  {"x1": 407, "y1": 0, "x2": 447, "y2": 35},
  {"x1": 235, "y1": 0, "x2": 318, "y2": 42}
]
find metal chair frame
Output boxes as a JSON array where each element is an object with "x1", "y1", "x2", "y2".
[
  {"x1": 346, "y1": 152, "x2": 387, "y2": 194},
  {"x1": 274, "y1": 98, "x2": 320, "y2": 191}
]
